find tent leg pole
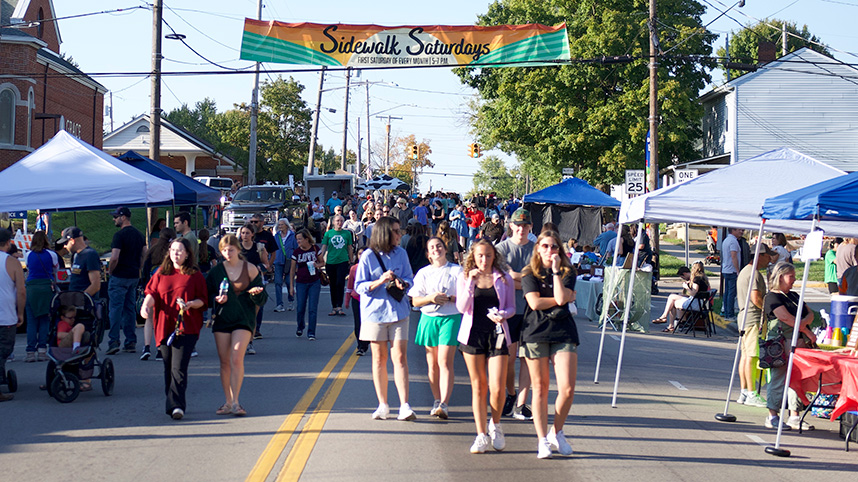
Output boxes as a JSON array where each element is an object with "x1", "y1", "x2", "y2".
[
  {"x1": 718, "y1": 219, "x2": 765, "y2": 422},
  {"x1": 611, "y1": 221, "x2": 644, "y2": 407},
  {"x1": 766, "y1": 218, "x2": 817, "y2": 457},
  {"x1": 594, "y1": 222, "x2": 624, "y2": 384}
]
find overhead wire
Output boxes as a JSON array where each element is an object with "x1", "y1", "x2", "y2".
[{"x1": 0, "y1": 5, "x2": 146, "y2": 28}]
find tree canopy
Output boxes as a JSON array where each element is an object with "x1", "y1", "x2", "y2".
[
  {"x1": 378, "y1": 134, "x2": 434, "y2": 190},
  {"x1": 164, "y1": 76, "x2": 313, "y2": 184},
  {"x1": 716, "y1": 19, "x2": 831, "y2": 80},
  {"x1": 471, "y1": 155, "x2": 525, "y2": 199},
  {"x1": 456, "y1": 0, "x2": 715, "y2": 190}
]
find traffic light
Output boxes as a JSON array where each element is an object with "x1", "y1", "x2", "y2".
[
  {"x1": 411, "y1": 144, "x2": 419, "y2": 160},
  {"x1": 468, "y1": 143, "x2": 475, "y2": 158},
  {"x1": 473, "y1": 143, "x2": 481, "y2": 158}
]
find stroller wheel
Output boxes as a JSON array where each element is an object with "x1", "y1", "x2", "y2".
[
  {"x1": 101, "y1": 358, "x2": 115, "y2": 396},
  {"x1": 45, "y1": 360, "x2": 57, "y2": 396},
  {"x1": 51, "y1": 372, "x2": 80, "y2": 403},
  {"x1": 5, "y1": 370, "x2": 16, "y2": 393}
]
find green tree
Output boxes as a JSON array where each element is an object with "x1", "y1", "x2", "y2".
[
  {"x1": 472, "y1": 156, "x2": 525, "y2": 199},
  {"x1": 386, "y1": 134, "x2": 434, "y2": 189},
  {"x1": 716, "y1": 19, "x2": 831, "y2": 80},
  {"x1": 456, "y1": 0, "x2": 715, "y2": 190}
]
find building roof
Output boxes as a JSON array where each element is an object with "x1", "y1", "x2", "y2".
[
  {"x1": 6, "y1": 0, "x2": 61, "y2": 44},
  {"x1": 104, "y1": 114, "x2": 241, "y2": 171}
]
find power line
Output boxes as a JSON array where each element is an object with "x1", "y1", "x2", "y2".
[
  {"x1": 0, "y1": 5, "x2": 146, "y2": 28},
  {"x1": 160, "y1": 17, "x2": 255, "y2": 71},
  {"x1": 162, "y1": 4, "x2": 239, "y2": 53}
]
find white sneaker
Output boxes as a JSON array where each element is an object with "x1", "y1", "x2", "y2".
[
  {"x1": 743, "y1": 392, "x2": 767, "y2": 408},
  {"x1": 372, "y1": 403, "x2": 389, "y2": 420},
  {"x1": 397, "y1": 403, "x2": 416, "y2": 421},
  {"x1": 470, "y1": 434, "x2": 491, "y2": 454},
  {"x1": 273, "y1": 304, "x2": 285, "y2": 312},
  {"x1": 764, "y1": 414, "x2": 791, "y2": 431},
  {"x1": 786, "y1": 415, "x2": 814, "y2": 431},
  {"x1": 537, "y1": 437, "x2": 553, "y2": 459},
  {"x1": 736, "y1": 391, "x2": 747, "y2": 405},
  {"x1": 430, "y1": 400, "x2": 441, "y2": 417},
  {"x1": 171, "y1": 408, "x2": 184, "y2": 420},
  {"x1": 547, "y1": 426, "x2": 573, "y2": 456},
  {"x1": 488, "y1": 420, "x2": 505, "y2": 451},
  {"x1": 437, "y1": 402, "x2": 449, "y2": 420}
]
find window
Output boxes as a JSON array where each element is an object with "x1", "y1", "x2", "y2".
[
  {"x1": 136, "y1": 125, "x2": 150, "y2": 133},
  {"x1": 0, "y1": 89, "x2": 15, "y2": 145},
  {"x1": 37, "y1": 8, "x2": 44, "y2": 39}
]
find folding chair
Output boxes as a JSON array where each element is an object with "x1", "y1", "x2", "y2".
[{"x1": 673, "y1": 289, "x2": 717, "y2": 338}]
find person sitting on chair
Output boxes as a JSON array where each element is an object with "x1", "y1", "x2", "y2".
[{"x1": 653, "y1": 262, "x2": 709, "y2": 333}]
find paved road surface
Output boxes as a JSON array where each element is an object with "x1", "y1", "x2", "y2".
[{"x1": 2, "y1": 282, "x2": 856, "y2": 481}]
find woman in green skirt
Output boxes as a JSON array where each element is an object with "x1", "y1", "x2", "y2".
[{"x1": 408, "y1": 237, "x2": 462, "y2": 419}]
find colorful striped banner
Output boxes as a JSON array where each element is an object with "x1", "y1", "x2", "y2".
[{"x1": 240, "y1": 19, "x2": 570, "y2": 68}]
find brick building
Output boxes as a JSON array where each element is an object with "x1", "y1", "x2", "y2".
[
  {"x1": 0, "y1": 0, "x2": 106, "y2": 170},
  {"x1": 103, "y1": 114, "x2": 244, "y2": 183}
]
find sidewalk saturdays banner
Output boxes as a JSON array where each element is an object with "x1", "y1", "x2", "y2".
[{"x1": 240, "y1": 19, "x2": 570, "y2": 68}]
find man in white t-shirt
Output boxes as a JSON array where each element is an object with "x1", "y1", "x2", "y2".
[{"x1": 720, "y1": 227, "x2": 743, "y2": 321}]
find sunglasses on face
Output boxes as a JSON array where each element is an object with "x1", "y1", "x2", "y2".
[{"x1": 539, "y1": 243, "x2": 559, "y2": 251}]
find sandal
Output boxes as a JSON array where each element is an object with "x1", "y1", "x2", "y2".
[
  {"x1": 662, "y1": 327, "x2": 675, "y2": 333},
  {"x1": 232, "y1": 404, "x2": 247, "y2": 416},
  {"x1": 652, "y1": 318, "x2": 667, "y2": 324},
  {"x1": 336, "y1": 309, "x2": 347, "y2": 316},
  {"x1": 328, "y1": 311, "x2": 338, "y2": 316},
  {"x1": 216, "y1": 404, "x2": 233, "y2": 415},
  {"x1": 80, "y1": 381, "x2": 93, "y2": 392}
]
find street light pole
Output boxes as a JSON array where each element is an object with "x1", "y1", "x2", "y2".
[
  {"x1": 377, "y1": 115, "x2": 402, "y2": 174},
  {"x1": 341, "y1": 68, "x2": 351, "y2": 171}
]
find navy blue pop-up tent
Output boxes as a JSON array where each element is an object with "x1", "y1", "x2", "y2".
[
  {"x1": 523, "y1": 177, "x2": 621, "y2": 244},
  {"x1": 118, "y1": 151, "x2": 221, "y2": 206},
  {"x1": 762, "y1": 171, "x2": 858, "y2": 230}
]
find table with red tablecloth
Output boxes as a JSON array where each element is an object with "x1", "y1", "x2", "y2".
[{"x1": 789, "y1": 348, "x2": 858, "y2": 421}]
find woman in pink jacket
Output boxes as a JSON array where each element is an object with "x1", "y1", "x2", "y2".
[{"x1": 456, "y1": 239, "x2": 515, "y2": 455}]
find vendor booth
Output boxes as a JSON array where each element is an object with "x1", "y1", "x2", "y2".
[
  {"x1": 601, "y1": 148, "x2": 850, "y2": 410},
  {"x1": 118, "y1": 151, "x2": 221, "y2": 206},
  {"x1": 523, "y1": 177, "x2": 620, "y2": 245}
]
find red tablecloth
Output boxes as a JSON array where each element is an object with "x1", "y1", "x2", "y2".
[{"x1": 790, "y1": 348, "x2": 858, "y2": 421}]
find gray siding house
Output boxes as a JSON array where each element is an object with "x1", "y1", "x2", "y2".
[{"x1": 700, "y1": 47, "x2": 858, "y2": 172}]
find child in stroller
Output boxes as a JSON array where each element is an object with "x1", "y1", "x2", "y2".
[{"x1": 45, "y1": 291, "x2": 115, "y2": 403}]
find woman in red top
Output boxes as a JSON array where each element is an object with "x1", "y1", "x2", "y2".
[
  {"x1": 140, "y1": 238, "x2": 208, "y2": 420},
  {"x1": 466, "y1": 204, "x2": 485, "y2": 250}
]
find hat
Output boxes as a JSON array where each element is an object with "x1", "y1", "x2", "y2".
[
  {"x1": 407, "y1": 218, "x2": 420, "y2": 226},
  {"x1": 110, "y1": 206, "x2": 131, "y2": 218},
  {"x1": 759, "y1": 243, "x2": 776, "y2": 258},
  {"x1": 510, "y1": 208, "x2": 532, "y2": 225},
  {"x1": 57, "y1": 227, "x2": 83, "y2": 244},
  {"x1": 397, "y1": 197, "x2": 407, "y2": 204},
  {"x1": 491, "y1": 212, "x2": 500, "y2": 219}
]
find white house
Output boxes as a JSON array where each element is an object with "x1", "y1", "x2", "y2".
[{"x1": 697, "y1": 47, "x2": 858, "y2": 172}]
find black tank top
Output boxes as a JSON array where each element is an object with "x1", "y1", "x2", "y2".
[{"x1": 472, "y1": 286, "x2": 499, "y2": 333}]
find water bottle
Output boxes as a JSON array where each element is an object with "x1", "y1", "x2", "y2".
[
  {"x1": 219, "y1": 278, "x2": 229, "y2": 298},
  {"x1": 308, "y1": 262, "x2": 316, "y2": 276}
]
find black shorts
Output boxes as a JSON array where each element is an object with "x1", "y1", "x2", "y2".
[
  {"x1": 212, "y1": 324, "x2": 253, "y2": 334},
  {"x1": 459, "y1": 329, "x2": 509, "y2": 358}
]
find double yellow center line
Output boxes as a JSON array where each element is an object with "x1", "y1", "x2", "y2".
[{"x1": 246, "y1": 334, "x2": 359, "y2": 482}]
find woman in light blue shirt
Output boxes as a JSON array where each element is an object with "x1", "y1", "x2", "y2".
[{"x1": 355, "y1": 216, "x2": 415, "y2": 421}]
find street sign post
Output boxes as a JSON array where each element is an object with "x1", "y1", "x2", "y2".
[
  {"x1": 8, "y1": 211, "x2": 26, "y2": 219},
  {"x1": 674, "y1": 169, "x2": 698, "y2": 184},
  {"x1": 625, "y1": 170, "x2": 645, "y2": 195},
  {"x1": 562, "y1": 167, "x2": 575, "y2": 180}
]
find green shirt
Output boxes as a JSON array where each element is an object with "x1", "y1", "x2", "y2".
[
  {"x1": 322, "y1": 229, "x2": 353, "y2": 265},
  {"x1": 825, "y1": 248, "x2": 838, "y2": 284}
]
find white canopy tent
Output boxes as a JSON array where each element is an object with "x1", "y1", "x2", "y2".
[
  {"x1": 600, "y1": 148, "x2": 854, "y2": 409},
  {"x1": 0, "y1": 130, "x2": 173, "y2": 212}
]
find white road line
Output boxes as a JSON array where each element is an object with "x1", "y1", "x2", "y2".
[
  {"x1": 610, "y1": 335, "x2": 621, "y2": 341},
  {"x1": 668, "y1": 380, "x2": 688, "y2": 391},
  {"x1": 746, "y1": 434, "x2": 769, "y2": 446}
]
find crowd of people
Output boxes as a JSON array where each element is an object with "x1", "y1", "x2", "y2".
[{"x1": 0, "y1": 192, "x2": 587, "y2": 459}]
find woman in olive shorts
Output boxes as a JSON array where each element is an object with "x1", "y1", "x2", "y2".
[
  {"x1": 206, "y1": 234, "x2": 266, "y2": 417},
  {"x1": 521, "y1": 230, "x2": 578, "y2": 459}
]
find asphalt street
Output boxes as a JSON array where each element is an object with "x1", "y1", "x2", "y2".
[{"x1": 2, "y1": 280, "x2": 857, "y2": 481}]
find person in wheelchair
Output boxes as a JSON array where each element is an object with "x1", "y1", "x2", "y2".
[{"x1": 653, "y1": 262, "x2": 709, "y2": 333}]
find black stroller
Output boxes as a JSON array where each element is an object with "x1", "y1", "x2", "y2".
[{"x1": 45, "y1": 292, "x2": 115, "y2": 403}]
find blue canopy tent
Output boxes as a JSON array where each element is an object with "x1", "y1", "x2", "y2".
[
  {"x1": 756, "y1": 171, "x2": 858, "y2": 457},
  {"x1": 523, "y1": 177, "x2": 621, "y2": 244},
  {"x1": 118, "y1": 151, "x2": 221, "y2": 206}
]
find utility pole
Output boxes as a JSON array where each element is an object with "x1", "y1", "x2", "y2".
[
  {"x1": 109, "y1": 91, "x2": 114, "y2": 132},
  {"x1": 377, "y1": 115, "x2": 401, "y2": 174},
  {"x1": 725, "y1": 34, "x2": 731, "y2": 82},
  {"x1": 341, "y1": 68, "x2": 351, "y2": 171},
  {"x1": 356, "y1": 118, "x2": 361, "y2": 177},
  {"x1": 247, "y1": 0, "x2": 262, "y2": 186},
  {"x1": 365, "y1": 83, "x2": 371, "y2": 178},
  {"x1": 307, "y1": 67, "x2": 326, "y2": 176},
  {"x1": 648, "y1": 0, "x2": 660, "y2": 266},
  {"x1": 782, "y1": 23, "x2": 787, "y2": 56},
  {"x1": 148, "y1": 0, "x2": 163, "y2": 243}
]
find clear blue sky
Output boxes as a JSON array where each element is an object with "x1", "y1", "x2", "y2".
[{"x1": 51, "y1": 1, "x2": 858, "y2": 194}]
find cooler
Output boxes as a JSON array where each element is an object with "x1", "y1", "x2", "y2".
[{"x1": 830, "y1": 295, "x2": 858, "y2": 330}]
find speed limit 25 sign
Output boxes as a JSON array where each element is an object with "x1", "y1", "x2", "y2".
[{"x1": 625, "y1": 170, "x2": 645, "y2": 195}]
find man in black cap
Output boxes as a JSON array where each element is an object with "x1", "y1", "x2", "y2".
[
  {"x1": 106, "y1": 207, "x2": 145, "y2": 355},
  {"x1": 59, "y1": 227, "x2": 101, "y2": 299}
]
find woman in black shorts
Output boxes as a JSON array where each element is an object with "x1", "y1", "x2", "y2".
[
  {"x1": 206, "y1": 234, "x2": 266, "y2": 417},
  {"x1": 455, "y1": 239, "x2": 516, "y2": 454}
]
